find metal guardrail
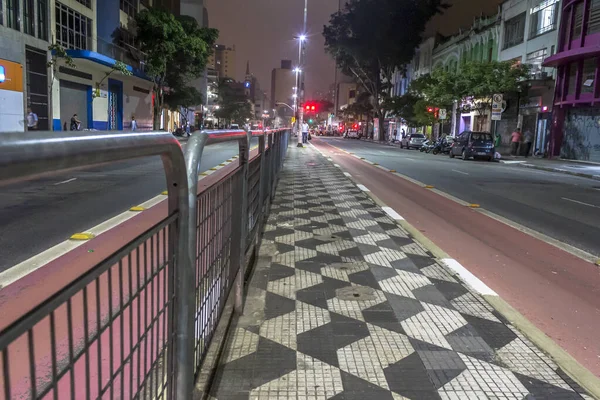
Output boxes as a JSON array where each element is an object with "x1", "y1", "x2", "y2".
[{"x1": 0, "y1": 128, "x2": 290, "y2": 399}]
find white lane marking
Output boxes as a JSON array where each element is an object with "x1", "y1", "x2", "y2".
[
  {"x1": 561, "y1": 197, "x2": 600, "y2": 209},
  {"x1": 334, "y1": 164, "x2": 341, "y2": 168},
  {"x1": 452, "y1": 169, "x2": 469, "y2": 176},
  {"x1": 0, "y1": 157, "x2": 233, "y2": 288},
  {"x1": 378, "y1": 150, "x2": 387, "y2": 155},
  {"x1": 500, "y1": 160, "x2": 527, "y2": 164},
  {"x1": 441, "y1": 258, "x2": 498, "y2": 296},
  {"x1": 357, "y1": 184, "x2": 370, "y2": 192},
  {"x1": 54, "y1": 178, "x2": 77, "y2": 185},
  {"x1": 404, "y1": 158, "x2": 416, "y2": 162},
  {"x1": 382, "y1": 206, "x2": 404, "y2": 221},
  {"x1": 343, "y1": 172, "x2": 352, "y2": 177}
]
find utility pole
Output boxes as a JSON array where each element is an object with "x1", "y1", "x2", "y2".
[
  {"x1": 333, "y1": 0, "x2": 342, "y2": 120},
  {"x1": 297, "y1": 0, "x2": 308, "y2": 147}
]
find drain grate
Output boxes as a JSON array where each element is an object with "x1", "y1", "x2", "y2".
[{"x1": 335, "y1": 286, "x2": 376, "y2": 301}]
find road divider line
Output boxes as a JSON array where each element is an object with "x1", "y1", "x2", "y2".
[
  {"x1": 343, "y1": 172, "x2": 352, "y2": 177},
  {"x1": 561, "y1": 197, "x2": 600, "y2": 209},
  {"x1": 310, "y1": 141, "x2": 600, "y2": 396},
  {"x1": 451, "y1": 169, "x2": 469, "y2": 175},
  {"x1": 319, "y1": 140, "x2": 600, "y2": 265},
  {"x1": 357, "y1": 184, "x2": 370, "y2": 192},
  {"x1": 0, "y1": 156, "x2": 238, "y2": 289},
  {"x1": 54, "y1": 177, "x2": 77, "y2": 185}
]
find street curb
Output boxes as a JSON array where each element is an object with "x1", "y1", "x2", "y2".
[
  {"x1": 517, "y1": 163, "x2": 600, "y2": 181},
  {"x1": 309, "y1": 142, "x2": 600, "y2": 399}
]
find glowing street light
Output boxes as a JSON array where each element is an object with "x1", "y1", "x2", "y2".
[{"x1": 299, "y1": 34, "x2": 307, "y2": 41}]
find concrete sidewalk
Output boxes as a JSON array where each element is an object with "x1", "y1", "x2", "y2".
[
  {"x1": 208, "y1": 145, "x2": 591, "y2": 399},
  {"x1": 499, "y1": 157, "x2": 600, "y2": 180}
]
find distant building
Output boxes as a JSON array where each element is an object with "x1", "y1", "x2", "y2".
[
  {"x1": 208, "y1": 44, "x2": 236, "y2": 80},
  {"x1": 270, "y1": 60, "x2": 295, "y2": 112}
]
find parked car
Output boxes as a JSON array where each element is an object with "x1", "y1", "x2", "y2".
[
  {"x1": 400, "y1": 133, "x2": 426, "y2": 149},
  {"x1": 449, "y1": 131, "x2": 495, "y2": 161}
]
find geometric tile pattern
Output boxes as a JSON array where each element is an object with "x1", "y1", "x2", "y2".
[{"x1": 209, "y1": 145, "x2": 589, "y2": 399}]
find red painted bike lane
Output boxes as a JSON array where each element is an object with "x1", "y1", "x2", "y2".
[{"x1": 313, "y1": 139, "x2": 600, "y2": 377}]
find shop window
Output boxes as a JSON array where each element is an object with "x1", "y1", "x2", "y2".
[
  {"x1": 567, "y1": 62, "x2": 579, "y2": 96},
  {"x1": 503, "y1": 13, "x2": 526, "y2": 49},
  {"x1": 55, "y1": 2, "x2": 91, "y2": 50},
  {"x1": 572, "y1": 2, "x2": 584, "y2": 41},
  {"x1": 588, "y1": 0, "x2": 600, "y2": 35},
  {"x1": 6, "y1": 0, "x2": 19, "y2": 31},
  {"x1": 38, "y1": 0, "x2": 48, "y2": 40},
  {"x1": 526, "y1": 48, "x2": 549, "y2": 74},
  {"x1": 581, "y1": 58, "x2": 597, "y2": 94},
  {"x1": 529, "y1": 0, "x2": 559, "y2": 38}
]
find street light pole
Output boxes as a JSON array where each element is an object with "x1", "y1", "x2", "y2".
[
  {"x1": 297, "y1": 0, "x2": 308, "y2": 147},
  {"x1": 333, "y1": 0, "x2": 342, "y2": 118}
]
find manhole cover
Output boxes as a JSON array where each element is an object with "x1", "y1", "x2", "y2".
[{"x1": 335, "y1": 286, "x2": 376, "y2": 301}]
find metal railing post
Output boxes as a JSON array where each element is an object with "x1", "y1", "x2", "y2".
[
  {"x1": 235, "y1": 130, "x2": 251, "y2": 313},
  {"x1": 257, "y1": 132, "x2": 267, "y2": 229},
  {"x1": 266, "y1": 132, "x2": 274, "y2": 208}
]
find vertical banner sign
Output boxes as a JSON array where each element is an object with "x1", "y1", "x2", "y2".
[
  {"x1": 439, "y1": 109, "x2": 447, "y2": 120},
  {"x1": 492, "y1": 94, "x2": 503, "y2": 121}
]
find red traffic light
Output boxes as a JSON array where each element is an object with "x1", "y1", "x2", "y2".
[
  {"x1": 311, "y1": 105, "x2": 315, "y2": 111},
  {"x1": 427, "y1": 107, "x2": 434, "y2": 112},
  {"x1": 305, "y1": 105, "x2": 310, "y2": 110},
  {"x1": 353, "y1": 123, "x2": 358, "y2": 129}
]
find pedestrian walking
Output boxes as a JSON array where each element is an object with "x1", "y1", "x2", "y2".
[
  {"x1": 26, "y1": 107, "x2": 38, "y2": 131},
  {"x1": 131, "y1": 115, "x2": 138, "y2": 131},
  {"x1": 302, "y1": 121, "x2": 309, "y2": 144},
  {"x1": 523, "y1": 129, "x2": 533, "y2": 157},
  {"x1": 510, "y1": 128, "x2": 522, "y2": 156}
]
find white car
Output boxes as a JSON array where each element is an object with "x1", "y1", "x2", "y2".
[
  {"x1": 345, "y1": 123, "x2": 359, "y2": 139},
  {"x1": 400, "y1": 133, "x2": 426, "y2": 149}
]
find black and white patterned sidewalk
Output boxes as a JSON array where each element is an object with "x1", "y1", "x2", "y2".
[{"x1": 209, "y1": 145, "x2": 591, "y2": 400}]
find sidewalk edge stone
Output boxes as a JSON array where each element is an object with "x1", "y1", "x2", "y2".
[{"x1": 309, "y1": 142, "x2": 600, "y2": 400}]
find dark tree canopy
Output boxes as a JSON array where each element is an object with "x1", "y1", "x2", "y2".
[
  {"x1": 323, "y1": 0, "x2": 447, "y2": 138},
  {"x1": 214, "y1": 79, "x2": 253, "y2": 125},
  {"x1": 134, "y1": 8, "x2": 218, "y2": 128}
]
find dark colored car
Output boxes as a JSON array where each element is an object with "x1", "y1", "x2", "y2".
[{"x1": 449, "y1": 131, "x2": 495, "y2": 161}]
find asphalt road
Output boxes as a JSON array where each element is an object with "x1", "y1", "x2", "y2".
[
  {"x1": 318, "y1": 137, "x2": 600, "y2": 257},
  {"x1": 0, "y1": 140, "x2": 255, "y2": 272}
]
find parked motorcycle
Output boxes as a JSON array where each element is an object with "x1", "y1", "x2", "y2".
[
  {"x1": 432, "y1": 137, "x2": 453, "y2": 155},
  {"x1": 419, "y1": 140, "x2": 430, "y2": 152}
]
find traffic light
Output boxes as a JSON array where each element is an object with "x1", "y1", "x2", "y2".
[
  {"x1": 427, "y1": 107, "x2": 434, "y2": 113},
  {"x1": 304, "y1": 103, "x2": 317, "y2": 113},
  {"x1": 309, "y1": 119, "x2": 313, "y2": 123}
]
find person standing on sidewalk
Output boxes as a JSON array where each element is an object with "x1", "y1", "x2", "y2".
[
  {"x1": 302, "y1": 121, "x2": 309, "y2": 144},
  {"x1": 523, "y1": 129, "x2": 533, "y2": 157},
  {"x1": 131, "y1": 115, "x2": 138, "y2": 131},
  {"x1": 26, "y1": 107, "x2": 38, "y2": 131},
  {"x1": 510, "y1": 128, "x2": 522, "y2": 156}
]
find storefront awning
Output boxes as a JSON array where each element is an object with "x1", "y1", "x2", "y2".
[{"x1": 543, "y1": 45, "x2": 600, "y2": 67}]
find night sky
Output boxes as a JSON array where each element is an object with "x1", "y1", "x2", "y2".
[{"x1": 205, "y1": 0, "x2": 503, "y2": 99}]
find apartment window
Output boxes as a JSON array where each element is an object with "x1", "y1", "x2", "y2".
[
  {"x1": 24, "y1": 0, "x2": 34, "y2": 35},
  {"x1": 55, "y1": 2, "x2": 92, "y2": 50},
  {"x1": 6, "y1": 0, "x2": 20, "y2": 31},
  {"x1": 529, "y1": 0, "x2": 559, "y2": 38},
  {"x1": 38, "y1": 0, "x2": 48, "y2": 40},
  {"x1": 588, "y1": 0, "x2": 600, "y2": 35},
  {"x1": 581, "y1": 58, "x2": 597, "y2": 94},
  {"x1": 526, "y1": 48, "x2": 549, "y2": 67},
  {"x1": 572, "y1": 2, "x2": 584, "y2": 40},
  {"x1": 503, "y1": 13, "x2": 526, "y2": 49},
  {"x1": 76, "y1": 0, "x2": 91, "y2": 8},
  {"x1": 120, "y1": 0, "x2": 138, "y2": 18}
]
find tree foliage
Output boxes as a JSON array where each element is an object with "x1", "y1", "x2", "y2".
[
  {"x1": 214, "y1": 79, "x2": 253, "y2": 125},
  {"x1": 93, "y1": 61, "x2": 132, "y2": 100},
  {"x1": 134, "y1": 8, "x2": 218, "y2": 128},
  {"x1": 323, "y1": 0, "x2": 446, "y2": 138}
]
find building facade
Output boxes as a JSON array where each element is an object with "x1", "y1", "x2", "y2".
[
  {"x1": 0, "y1": 0, "x2": 51, "y2": 131},
  {"x1": 544, "y1": 0, "x2": 600, "y2": 162},
  {"x1": 499, "y1": 0, "x2": 561, "y2": 156},
  {"x1": 207, "y1": 44, "x2": 236, "y2": 80},
  {"x1": 270, "y1": 59, "x2": 295, "y2": 113}
]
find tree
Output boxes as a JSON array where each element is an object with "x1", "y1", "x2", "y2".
[
  {"x1": 134, "y1": 8, "x2": 218, "y2": 128},
  {"x1": 323, "y1": 0, "x2": 446, "y2": 140},
  {"x1": 92, "y1": 61, "x2": 132, "y2": 101},
  {"x1": 164, "y1": 86, "x2": 204, "y2": 125},
  {"x1": 214, "y1": 78, "x2": 253, "y2": 126}
]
